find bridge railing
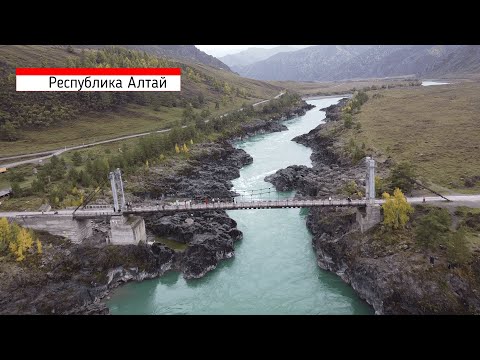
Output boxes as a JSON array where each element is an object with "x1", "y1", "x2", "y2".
[{"x1": 123, "y1": 198, "x2": 368, "y2": 213}]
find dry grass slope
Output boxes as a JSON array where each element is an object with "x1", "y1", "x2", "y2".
[{"x1": 352, "y1": 82, "x2": 480, "y2": 192}]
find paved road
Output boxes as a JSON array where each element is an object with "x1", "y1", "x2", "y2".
[
  {"x1": 2, "y1": 194, "x2": 479, "y2": 219},
  {"x1": 0, "y1": 91, "x2": 285, "y2": 168}
]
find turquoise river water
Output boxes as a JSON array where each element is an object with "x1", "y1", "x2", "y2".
[{"x1": 107, "y1": 97, "x2": 374, "y2": 315}]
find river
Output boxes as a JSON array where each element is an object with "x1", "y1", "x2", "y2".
[
  {"x1": 422, "y1": 80, "x2": 450, "y2": 86},
  {"x1": 107, "y1": 98, "x2": 374, "y2": 315}
]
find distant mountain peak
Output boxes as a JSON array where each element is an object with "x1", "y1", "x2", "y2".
[
  {"x1": 220, "y1": 46, "x2": 300, "y2": 68},
  {"x1": 231, "y1": 45, "x2": 479, "y2": 81}
]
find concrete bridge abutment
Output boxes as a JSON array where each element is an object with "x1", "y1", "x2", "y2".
[
  {"x1": 7, "y1": 213, "x2": 146, "y2": 245},
  {"x1": 11, "y1": 215, "x2": 93, "y2": 244},
  {"x1": 356, "y1": 205, "x2": 382, "y2": 233},
  {"x1": 109, "y1": 215, "x2": 146, "y2": 245}
]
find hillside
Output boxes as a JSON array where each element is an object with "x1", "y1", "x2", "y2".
[
  {"x1": 72, "y1": 45, "x2": 231, "y2": 71},
  {"x1": 220, "y1": 46, "x2": 298, "y2": 68},
  {"x1": 0, "y1": 45, "x2": 281, "y2": 156},
  {"x1": 235, "y1": 45, "x2": 480, "y2": 81},
  {"x1": 344, "y1": 82, "x2": 480, "y2": 193}
]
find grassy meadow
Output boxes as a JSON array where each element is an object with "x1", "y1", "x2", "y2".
[{"x1": 345, "y1": 82, "x2": 480, "y2": 193}]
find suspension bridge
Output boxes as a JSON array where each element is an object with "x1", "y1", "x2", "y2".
[{"x1": 2, "y1": 157, "x2": 479, "y2": 244}]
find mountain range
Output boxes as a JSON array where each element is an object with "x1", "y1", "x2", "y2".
[
  {"x1": 219, "y1": 46, "x2": 299, "y2": 68},
  {"x1": 228, "y1": 45, "x2": 480, "y2": 81}
]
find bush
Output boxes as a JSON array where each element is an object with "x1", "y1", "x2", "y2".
[
  {"x1": 415, "y1": 208, "x2": 451, "y2": 250},
  {"x1": 10, "y1": 182, "x2": 23, "y2": 198},
  {"x1": 446, "y1": 227, "x2": 471, "y2": 265},
  {"x1": 343, "y1": 114, "x2": 353, "y2": 129},
  {"x1": 0, "y1": 121, "x2": 19, "y2": 141}
]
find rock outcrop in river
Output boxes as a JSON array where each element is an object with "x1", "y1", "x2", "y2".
[
  {"x1": 143, "y1": 141, "x2": 253, "y2": 200},
  {"x1": 145, "y1": 210, "x2": 242, "y2": 279}
]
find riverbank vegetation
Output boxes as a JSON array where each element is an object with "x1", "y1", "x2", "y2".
[
  {"x1": 377, "y1": 204, "x2": 477, "y2": 266},
  {"x1": 0, "y1": 218, "x2": 42, "y2": 262},
  {"x1": 0, "y1": 92, "x2": 303, "y2": 210}
]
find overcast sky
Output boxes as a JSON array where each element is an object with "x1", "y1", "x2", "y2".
[{"x1": 196, "y1": 45, "x2": 311, "y2": 58}]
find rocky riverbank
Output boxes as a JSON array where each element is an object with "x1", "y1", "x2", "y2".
[
  {"x1": 0, "y1": 232, "x2": 175, "y2": 314},
  {"x1": 306, "y1": 206, "x2": 480, "y2": 314},
  {"x1": 266, "y1": 97, "x2": 480, "y2": 314},
  {"x1": 0, "y1": 97, "x2": 314, "y2": 314},
  {"x1": 265, "y1": 98, "x2": 366, "y2": 199}
]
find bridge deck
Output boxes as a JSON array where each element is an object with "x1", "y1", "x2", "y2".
[
  {"x1": 2, "y1": 195, "x2": 479, "y2": 219},
  {"x1": 130, "y1": 199, "x2": 367, "y2": 212},
  {"x1": 72, "y1": 199, "x2": 369, "y2": 217}
]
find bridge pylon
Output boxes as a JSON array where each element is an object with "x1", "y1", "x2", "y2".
[
  {"x1": 109, "y1": 168, "x2": 126, "y2": 212},
  {"x1": 365, "y1": 157, "x2": 376, "y2": 204}
]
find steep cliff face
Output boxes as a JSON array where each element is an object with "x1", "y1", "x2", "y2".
[
  {"x1": 0, "y1": 235, "x2": 175, "y2": 315},
  {"x1": 307, "y1": 207, "x2": 480, "y2": 314}
]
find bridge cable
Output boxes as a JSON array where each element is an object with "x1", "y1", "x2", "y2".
[
  {"x1": 405, "y1": 175, "x2": 451, "y2": 202},
  {"x1": 73, "y1": 176, "x2": 110, "y2": 215}
]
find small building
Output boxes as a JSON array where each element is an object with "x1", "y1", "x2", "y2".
[
  {"x1": 0, "y1": 188, "x2": 12, "y2": 198},
  {"x1": 0, "y1": 167, "x2": 7, "y2": 174}
]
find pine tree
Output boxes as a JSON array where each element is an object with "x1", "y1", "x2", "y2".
[{"x1": 72, "y1": 151, "x2": 83, "y2": 166}]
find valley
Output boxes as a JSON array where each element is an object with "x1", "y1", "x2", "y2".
[{"x1": 0, "y1": 44, "x2": 480, "y2": 315}]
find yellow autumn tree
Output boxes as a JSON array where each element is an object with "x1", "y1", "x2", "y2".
[
  {"x1": 145, "y1": 160, "x2": 149, "y2": 169},
  {"x1": 9, "y1": 228, "x2": 34, "y2": 262},
  {"x1": 0, "y1": 217, "x2": 11, "y2": 252},
  {"x1": 36, "y1": 239, "x2": 42, "y2": 254},
  {"x1": 182, "y1": 143, "x2": 189, "y2": 153},
  {"x1": 8, "y1": 222, "x2": 20, "y2": 246},
  {"x1": 190, "y1": 139, "x2": 194, "y2": 145},
  {"x1": 175, "y1": 143, "x2": 180, "y2": 154},
  {"x1": 382, "y1": 188, "x2": 414, "y2": 229}
]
